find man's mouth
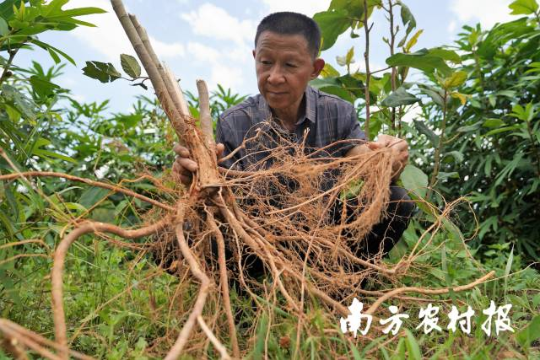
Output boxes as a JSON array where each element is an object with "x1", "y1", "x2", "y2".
[{"x1": 268, "y1": 91, "x2": 287, "y2": 96}]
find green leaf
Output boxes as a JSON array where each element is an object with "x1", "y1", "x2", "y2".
[
  {"x1": 46, "y1": 7, "x2": 107, "y2": 19},
  {"x1": 310, "y1": 77, "x2": 341, "y2": 89},
  {"x1": 340, "y1": 179, "x2": 364, "y2": 201},
  {"x1": 400, "y1": 2, "x2": 416, "y2": 35},
  {"x1": 1, "y1": 84, "x2": 36, "y2": 120},
  {"x1": 31, "y1": 39, "x2": 76, "y2": 65},
  {"x1": 404, "y1": 29, "x2": 423, "y2": 52},
  {"x1": 329, "y1": 0, "x2": 366, "y2": 19},
  {"x1": 405, "y1": 329, "x2": 422, "y2": 360},
  {"x1": 414, "y1": 120, "x2": 439, "y2": 145},
  {"x1": 450, "y1": 91, "x2": 468, "y2": 105},
  {"x1": 442, "y1": 71, "x2": 467, "y2": 89},
  {"x1": 457, "y1": 121, "x2": 482, "y2": 133},
  {"x1": 0, "y1": 0, "x2": 20, "y2": 20},
  {"x1": 503, "y1": 246, "x2": 514, "y2": 300},
  {"x1": 47, "y1": 47, "x2": 61, "y2": 64},
  {"x1": 338, "y1": 73, "x2": 365, "y2": 98},
  {"x1": 443, "y1": 151, "x2": 464, "y2": 163},
  {"x1": 336, "y1": 46, "x2": 355, "y2": 67},
  {"x1": 533, "y1": 293, "x2": 540, "y2": 308},
  {"x1": 4, "y1": 103, "x2": 20, "y2": 122},
  {"x1": 441, "y1": 245, "x2": 457, "y2": 302},
  {"x1": 485, "y1": 125, "x2": 522, "y2": 136},
  {"x1": 320, "y1": 63, "x2": 340, "y2": 78},
  {"x1": 313, "y1": 9, "x2": 350, "y2": 51},
  {"x1": 509, "y1": 0, "x2": 539, "y2": 15},
  {"x1": 82, "y1": 61, "x2": 122, "y2": 83},
  {"x1": 381, "y1": 87, "x2": 420, "y2": 107},
  {"x1": 253, "y1": 313, "x2": 269, "y2": 359},
  {"x1": 29, "y1": 76, "x2": 60, "y2": 99},
  {"x1": 41, "y1": 0, "x2": 68, "y2": 16},
  {"x1": 310, "y1": 74, "x2": 364, "y2": 102},
  {"x1": 418, "y1": 84, "x2": 445, "y2": 107},
  {"x1": 437, "y1": 171, "x2": 459, "y2": 180},
  {"x1": 0, "y1": 16, "x2": 8, "y2": 36},
  {"x1": 314, "y1": 85, "x2": 354, "y2": 103},
  {"x1": 387, "y1": 49, "x2": 452, "y2": 76},
  {"x1": 483, "y1": 118, "x2": 505, "y2": 128},
  {"x1": 120, "y1": 54, "x2": 141, "y2": 78},
  {"x1": 33, "y1": 149, "x2": 78, "y2": 164},
  {"x1": 117, "y1": 113, "x2": 142, "y2": 129},
  {"x1": 400, "y1": 164, "x2": 428, "y2": 198},
  {"x1": 510, "y1": 102, "x2": 536, "y2": 122},
  {"x1": 516, "y1": 315, "x2": 540, "y2": 349},
  {"x1": 428, "y1": 48, "x2": 462, "y2": 64},
  {"x1": 79, "y1": 187, "x2": 111, "y2": 209}
]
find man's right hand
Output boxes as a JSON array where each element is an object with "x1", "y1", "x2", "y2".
[{"x1": 172, "y1": 143, "x2": 225, "y2": 186}]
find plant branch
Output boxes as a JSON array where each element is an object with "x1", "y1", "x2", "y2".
[
  {"x1": 0, "y1": 319, "x2": 94, "y2": 360},
  {"x1": 427, "y1": 90, "x2": 449, "y2": 197},
  {"x1": 387, "y1": 0, "x2": 398, "y2": 131},
  {"x1": 197, "y1": 316, "x2": 231, "y2": 360},
  {"x1": 206, "y1": 210, "x2": 240, "y2": 358},
  {"x1": 363, "y1": 0, "x2": 372, "y2": 140},
  {"x1": 197, "y1": 79, "x2": 214, "y2": 147},
  {"x1": 51, "y1": 219, "x2": 170, "y2": 359},
  {"x1": 525, "y1": 120, "x2": 540, "y2": 178},
  {"x1": 0, "y1": 171, "x2": 175, "y2": 212},
  {"x1": 0, "y1": 48, "x2": 18, "y2": 87},
  {"x1": 164, "y1": 218, "x2": 213, "y2": 359},
  {"x1": 366, "y1": 271, "x2": 495, "y2": 315}
]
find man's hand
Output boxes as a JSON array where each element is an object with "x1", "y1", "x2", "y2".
[
  {"x1": 370, "y1": 134, "x2": 409, "y2": 182},
  {"x1": 172, "y1": 143, "x2": 225, "y2": 186},
  {"x1": 346, "y1": 135, "x2": 409, "y2": 182}
]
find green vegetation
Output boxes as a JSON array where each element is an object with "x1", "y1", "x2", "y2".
[{"x1": 0, "y1": 0, "x2": 539, "y2": 358}]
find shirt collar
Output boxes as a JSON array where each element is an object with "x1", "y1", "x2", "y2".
[{"x1": 257, "y1": 86, "x2": 317, "y2": 125}]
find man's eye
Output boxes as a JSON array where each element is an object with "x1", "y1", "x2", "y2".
[
  {"x1": 286, "y1": 63, "x2": 297, "y2": 68},
  {"x1": 261, "y1": 60, "x2": 272, "y2": 65}
]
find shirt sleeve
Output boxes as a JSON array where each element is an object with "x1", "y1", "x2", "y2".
[{"x1": 339, "y1": 105, "x2": 366, "y2": 156}]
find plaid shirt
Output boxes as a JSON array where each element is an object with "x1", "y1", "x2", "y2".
[{"x1": 216, "y1": 86, "x2": 366, "y2": 170}]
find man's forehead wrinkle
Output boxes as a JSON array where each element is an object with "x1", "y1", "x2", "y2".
[
  {"x1": 257, "y1": 42, "x2": 307, "y2": 54},
  {"x1": 256, "y1": 34, "x2": 310, "y2": 54},
  {"x1": 256, "y1": 46, "x2": 306, "y2": 60}
]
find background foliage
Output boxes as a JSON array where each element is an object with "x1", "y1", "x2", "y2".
[{"x1": 0, "y1": 0, "x2": 538, "y2": 358}]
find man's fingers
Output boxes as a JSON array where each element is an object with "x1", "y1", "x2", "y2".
[
  {"x1": 172, "y1": 162, "x2": 194, "y2": 186},
  {"x1": 368, "y1": 142, "x2": 382, "y2": 151},
  {"x1": 179, "y1": 174, "x2": 192, "y2": 185},
  {"x1": 173, "y1": 144, "x2": 190, "y2": 157},
  {"x1": 172, "y1": 161, "x2": 180, "y2": 174},
  {"x1": 376, "y1": 134, "x2": 393, "y2": 147},
  {"x1": 378, "y1": 139, "x2": 392, "y2": 147},
  {"x1": 177, "y1": 157, "x2": 198, "y2": 172},
  {"x1": 392, "y1": 139, "x2": 408, "y2": 153},
  {"x1": 216, "y1": 143, "x2": 225, "y2": 159},
  {"x1": 400, "y1": 150, "x2": 409, "y2": 162}
]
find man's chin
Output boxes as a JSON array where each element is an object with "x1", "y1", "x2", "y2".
[
  {"x1": 265, "y1": 98, "x2": 288, "y2": 111},
  {"x1": 265, "y1": 95, "x2": 292, "y2": 106}
]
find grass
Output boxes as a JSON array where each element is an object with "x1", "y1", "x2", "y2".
[{"x1": 0, "y1": 217, "x2": 539, "y2": 359}]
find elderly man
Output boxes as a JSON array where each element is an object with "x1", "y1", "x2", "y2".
[{"x1": 173, "y1": 12, "x2": 414, "y2": 262}]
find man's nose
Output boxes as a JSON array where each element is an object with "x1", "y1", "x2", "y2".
[{"x1": 267, "y1": 65, "x2": 285, "y2": 84}]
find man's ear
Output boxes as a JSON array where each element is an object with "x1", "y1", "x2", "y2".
[
  {"x1": 311, "y1": 58, "x2": 325, "y2": 79},
  {"x1": 252, "y1": 49, "x2": 256, "y2": 59}
]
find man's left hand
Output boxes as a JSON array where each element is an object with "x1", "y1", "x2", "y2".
[{"x1": 368, "y1": 134, "x2": 409, "y2": 182}]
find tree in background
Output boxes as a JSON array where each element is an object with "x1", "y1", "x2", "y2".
[{"x1": 313, "y1": 0, "x2": 540, "y2": 262}]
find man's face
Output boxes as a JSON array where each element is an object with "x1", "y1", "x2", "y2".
[{"x1": 253, "y1": 31, "x2": 324, "y2": 118}]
